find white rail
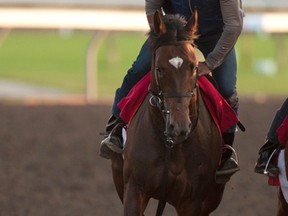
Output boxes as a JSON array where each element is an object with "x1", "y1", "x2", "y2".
[{"x1": 0, "y1": 7, "x2": 148, "y2": 31}]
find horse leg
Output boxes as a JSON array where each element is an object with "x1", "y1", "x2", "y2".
[
  {"x1": 277, "y1": 188, "x2": 288, "y2": 216},
  {"x1": 124, "y1": 178, "x2": 149, "y2": 216},
  {"x1": 111, "y1": 154, "x2": 124, "y2": 202},
  {"x1": 201, "y1": 183, "x2": 225, "y2": 216}
]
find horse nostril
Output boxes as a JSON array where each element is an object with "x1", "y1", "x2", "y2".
[
  {"x1": 180, "y1": 127, "x2": 191, "y2": 137},
  {"x1": 166, "y1": 120, "x2": 191, "y2": 137},
  {"x1": 181, "y1": 122, "x2": 191, "y2": 137},
  {"x1": 180, "y1": 130, "x2": 186, "y2": 137},
  {"x1": 164, "y1": 124, "x2": 175, "y2": 136},
  {"x1": 169, "y1": 124, "x2": 175, "y2": 132}
]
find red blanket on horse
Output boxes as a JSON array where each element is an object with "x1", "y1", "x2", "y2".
[
  {"x1": 277, "y1": 116, "x2": 288, "y2": 146},
  {"x1": 118, "y1": 72, "x2": 239, "y2": 135}
]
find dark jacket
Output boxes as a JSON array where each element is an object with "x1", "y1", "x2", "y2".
[{"x1": 163, "y1": 0, "x2": 224, "y2": 37}]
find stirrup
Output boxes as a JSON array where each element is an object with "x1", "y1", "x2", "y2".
[
  {"x1": 99, "y1": 132, "x2": 123, "y2": 159},
  {"x1": 263, "y1": 148, "x2": 279, "y2": 176},
  {"x1": 215, "y1": 145, "x2": 239, "y2": 184},
  {"x1": 223, "y1": 144, "x2": 239, "y2": 166}
]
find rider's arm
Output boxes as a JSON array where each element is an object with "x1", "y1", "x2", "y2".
[{"x1": 205, "y1": 0, "x2": 244, "y2": 70}]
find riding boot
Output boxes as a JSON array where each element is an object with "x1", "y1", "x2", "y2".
[
  {"x1": 99, "y1": 115, "x2": 125, "y2": 159},
  {"x1": 254, "y1": 140, "x2": 280, "y2": 177},
  {"x1": 216, "y1": 132, "x2": 240, "y2": 176}
]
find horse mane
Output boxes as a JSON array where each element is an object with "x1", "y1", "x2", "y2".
[{"x1": 148, "y1": 14, "x2": 197, "y2": 50}]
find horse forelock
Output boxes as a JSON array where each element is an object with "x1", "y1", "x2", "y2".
[{"x1": 148, "y1": 14, "x2": 197, "y2": 50}]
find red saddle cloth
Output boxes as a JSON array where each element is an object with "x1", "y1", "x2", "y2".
[
  {"x1": 118, "y1": 72, "x2": 239, "y2": 135},
  {"x1": 277, "y1": 115, "x2": 288, "y2": 147},
  {"x1": 268, "y1": 115, "x2": 288, "y2": 186}
]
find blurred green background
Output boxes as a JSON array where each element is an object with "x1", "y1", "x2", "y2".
[{"x1": 0, "y1": 30, "x2": 287, "y2": 99}]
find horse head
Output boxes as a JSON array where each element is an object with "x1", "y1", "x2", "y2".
[{"x1": 148, "y1": 10, "x2": 199, "y2": 142}]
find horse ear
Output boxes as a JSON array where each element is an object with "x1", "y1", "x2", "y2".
[
  {"x1": 153, "y1": 10, "x2": 166, "y2": 36},
  {"x1": 185, "y1": 9, "x2": 198, "y2": 36}
]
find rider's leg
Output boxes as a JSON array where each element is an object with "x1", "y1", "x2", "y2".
[
  {"x1": 99, "y1": 115, "x2": 125, "y2": 159},
  {"x1": 197, "y1": 35, "x2": 240, "y2": 175},
  {"x1": 255, "y1": 98, "x2": 288, "y2": 175},
  {"x1": 203, "y1": 47, "x2": 240, "y2": 175},
  {"x1": 111, "y1": 39, "x2": 152, "y2": 119},
  {"x1": 100, "y1": 39, "x2": 152, "y2": 159}
]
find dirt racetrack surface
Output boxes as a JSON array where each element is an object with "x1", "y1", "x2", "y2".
[{"x1": 0, "y1": 96, "x2": 286, "y2": 216}]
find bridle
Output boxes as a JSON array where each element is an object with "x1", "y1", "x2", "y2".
[{"x1": 149, "y1": 42, "x2": 199, "y2": 148}]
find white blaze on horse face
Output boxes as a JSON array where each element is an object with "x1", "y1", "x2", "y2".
[{"x1": 169, "y1": 56, "x2": 183, "y2": 69}]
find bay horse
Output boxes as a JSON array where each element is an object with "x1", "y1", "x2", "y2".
[{"x1": 111, "y1": 11, "x2": 226, "y2": 215}]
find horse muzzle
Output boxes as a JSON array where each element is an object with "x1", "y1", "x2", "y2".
[{"x1": 164, "y1": 111, "x2": 192, "y2": 140}]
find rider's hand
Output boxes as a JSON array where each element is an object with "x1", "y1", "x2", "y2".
[{"x1": 197, "y1": 61, "x2": 212, "y2": 77}]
